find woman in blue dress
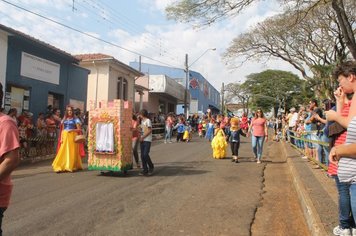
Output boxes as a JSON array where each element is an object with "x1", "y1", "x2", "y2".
[
  {"x1": 205, "y1": 118, "x2": 215, "y2": 142},
  {"x1": 52, "y1": 106, "x2": 83, "y2": 172}
]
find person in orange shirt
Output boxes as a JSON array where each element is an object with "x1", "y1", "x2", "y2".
[{"x1": 0, "y1": 82, "x2": 20, "y2": 235}]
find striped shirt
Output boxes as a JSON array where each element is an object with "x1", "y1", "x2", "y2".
[
  {"x1": 338, "y1": 116, "x2": 356, "y2": 183},
  {"x1": 328, "y1": 101, "x2": 350, "y2": 176}
]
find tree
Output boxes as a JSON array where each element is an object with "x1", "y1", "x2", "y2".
[
  {"x1": 166, "y1": 0, "x2": 255, "y2": 27},
  {"x1": 242, "y1": 70, "x2": 309, "y2": 113},
  {"x1": 222, "y1": 3, "x2": 354, "y2": 99},
  {"x1": 284, "y1": 0, "x2": 356, "y2": 60},
  {"x1": 224, "y1": 82, "x2": 251, "y2": 114},
  {"x1": 166, "y1": 0, "x2": 356, "y2": 60}
]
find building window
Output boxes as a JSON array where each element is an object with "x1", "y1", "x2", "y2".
[
  {"x1": 117, "y1": 77, "x2": 128, "y2": 100},
  {"x1": 48, "y1": 92, "x2": 63, "y2": 110},
  {"x1": 4, "y1": 84, "x2": 30, "y2": 114}
]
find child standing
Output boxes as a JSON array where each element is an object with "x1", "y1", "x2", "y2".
[
  {"x1": 211, "y1": 129, "x2": 227, "y2": 159},
  {"x1": 205, "y1": 119, "x2": 215, "y2": 142},
  {"x1": 18, "y1": 120, "x2": 29, "y2": 158},
  {"x1": 226, "y1": 117, "x2": 246, "y2": 163},
  {"x1": 174, "y1": 118, "x2": 185, "y2": 142},
  {"x1": 202, "y1": 120, "x2": 207, "y2": 137},
  {"x1": 183, "y1": 122, "x2": 192, "y2": 142},
  {"x1": 198, "y1": 121, "x2": 203, "y2": 138}
]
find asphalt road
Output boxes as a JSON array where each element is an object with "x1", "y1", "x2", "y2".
[{"x1": 3, "y1": 135, "x2": 309, "y2": 236}]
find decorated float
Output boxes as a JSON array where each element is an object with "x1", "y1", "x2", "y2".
[{"x1": 87, "y1": 100, "x2": 133, "y2": 174}]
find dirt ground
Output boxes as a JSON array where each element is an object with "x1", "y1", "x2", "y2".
[{"x1": 252, "y1": 141, "x2": 311, "y2": 236}]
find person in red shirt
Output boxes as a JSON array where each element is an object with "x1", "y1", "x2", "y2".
[
  {"x1": 0, "y1": 82, "x2": 20, "y2": 235},
  {"x1": 164, "y1": 113, "x2": 174, "y2": 143},
  {"x1": 240, "y1": 112, "x2": 249, "y2": 132},
  {"x1": 131, "y1": 114, "x2": 140, "y2": 168}
]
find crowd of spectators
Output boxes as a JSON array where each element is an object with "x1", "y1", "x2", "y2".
[
  {"x1": 4, "y1": 106, "x2": 87, "y2": 159},
  {"x1": 268, "y1": 98, "x2": 337, "y2": 167}
]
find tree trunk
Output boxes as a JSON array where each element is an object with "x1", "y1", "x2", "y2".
[{"x1": 332, "y1": 0, "x2": 356, "y2": 60}]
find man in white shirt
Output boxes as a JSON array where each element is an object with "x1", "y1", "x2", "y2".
[
  {"x1": 138, "y1": 109, "x2": 154, "y2": 176},
  {"x1": 288, "y1": 107, "x2": 299, "y2": 145}
]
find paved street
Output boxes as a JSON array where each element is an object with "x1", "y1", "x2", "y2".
[{"x1": 4, "y1": 135, "x2": 309, "y2": 236}]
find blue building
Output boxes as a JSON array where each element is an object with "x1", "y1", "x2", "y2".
[
  {"x1": 129, "y1": 62, "x2": 220, "y2": 114},
  {"x1": 0, "y1": 24, "x2": 89, "y2": 119}
]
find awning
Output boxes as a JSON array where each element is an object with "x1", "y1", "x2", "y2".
[
  {"x1": 149, "y1": 74, "x2": 189, "y2": 103},
  {"x1": 208, "y1": 104, "x2": 220, "y2": 113},
  {"x1": 135, "y1": 84, "x2": 150, "y2": 93}
]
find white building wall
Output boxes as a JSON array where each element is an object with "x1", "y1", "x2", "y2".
[{"x1": 86, "y1": 63, "x2": 109, "y2": 108}]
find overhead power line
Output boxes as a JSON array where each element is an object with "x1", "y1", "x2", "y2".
[{"x1": 0, "y1": 0, "x2": 181, "y2": 68}]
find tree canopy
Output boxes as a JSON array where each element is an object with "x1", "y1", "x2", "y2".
[
  {"x1": 166, "y1": 0, "x2": 356, "y2": 60},
  {"x1": 166, "y1": 0, "x2": 356, "y2": 101},
  {"x1": 244, "y1": 70, "x2": 305, "y2": 111}
]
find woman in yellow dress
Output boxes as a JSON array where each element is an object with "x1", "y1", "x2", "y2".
[{"x1": 52, "y1": 106, "x2": 83, "y2": 172}]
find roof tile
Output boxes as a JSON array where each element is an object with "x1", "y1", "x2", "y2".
[{"x1": 75, "y1": 53, "x2": 113, "y2": 61}]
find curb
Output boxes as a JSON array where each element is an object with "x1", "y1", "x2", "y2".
[{"x1": 282, "y1": 142, "x2": 328, "y2": 236}]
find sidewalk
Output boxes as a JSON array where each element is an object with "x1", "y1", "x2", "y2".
[
  {"x1": 282, "y1": 142, "x2": 338, "y2": 236},
  {"x1": 19, "y1": 154, "x2": 55, "y2": 166}
]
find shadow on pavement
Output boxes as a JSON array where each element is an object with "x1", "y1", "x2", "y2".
[{"x1": 96, "y1": 166, "x2": 210, "y2": 178}]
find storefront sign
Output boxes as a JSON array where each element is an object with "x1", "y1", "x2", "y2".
[{"x1": 20, "y1": 52, "x2": 60, "y2": 85}]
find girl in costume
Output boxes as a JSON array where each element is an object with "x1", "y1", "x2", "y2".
[
  {"x1": 202, "y1": 119, "x2": 207, "y2": 137},
  {"x1": 52, "y1": 105, "x2": 83, "y2": 172},
  {"x1": 205, "y1": 119, "x2": 215, "y2": 142},
  {"x1": 183, "y1": 122, "x2": 192, "y2": 142},
  {"x1": 240, "y1": 112, "x2": 249, "y2": 132},
  {"x1": 211, "y1": 129, "x2": 227, "y2": 159},
  {"x1": 174, "y1": 118, "x2": 186, "y2": 142},
  {"x1": 226, "y1": 117, "x2": 246, "y2": 163}
]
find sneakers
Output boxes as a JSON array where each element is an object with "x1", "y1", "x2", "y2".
[
  {"x1": 333, "y1": 225, "x2": 351, "y2": 236},
  {"x1": 257, "y1": 160, "x2": 261, "y2": 164},
  {"x1": 148, "y1": 168, "x2": 154, "y2": 176}
]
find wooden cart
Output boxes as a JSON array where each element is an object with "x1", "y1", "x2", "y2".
[{"x1": 87, "y1": 100, "x2": 133, "y2": 175}]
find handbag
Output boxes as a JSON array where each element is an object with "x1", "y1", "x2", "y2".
[{"x1": 74, "y1": 134, "x2": 86, "y2": 143}]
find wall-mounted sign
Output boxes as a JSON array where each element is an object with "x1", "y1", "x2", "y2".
[
  {"x1": 189, "y1": 77, "x2": 199, "y2": 89},
  {"x1": 20, "y1": 52, "x2": 60, "y2": 85}
]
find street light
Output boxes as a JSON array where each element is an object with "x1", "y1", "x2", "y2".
[{"x1": 184, "y1": 48, "x2": 216, "y2": 117}]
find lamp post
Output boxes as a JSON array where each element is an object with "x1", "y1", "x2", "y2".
[{"x1": 184, "y1": 48, "x2": 216, "y2": 118}]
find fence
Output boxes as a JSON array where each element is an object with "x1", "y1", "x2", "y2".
[
  {"x1": 286, "y1": 130, "x2": 330, "y2": 171},
  {"x1": 152, "y1": 123, "x2": 165, "y2": 139},
  {"x1": 19, "y1": 136, "x2": 56, "y2": 161}
]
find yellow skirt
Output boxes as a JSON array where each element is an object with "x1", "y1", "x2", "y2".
[
  {"x1": 52, "y1": 130, "x2": 83, "y2": 172},
  {"x1": 183, "y1": 130, "x2": 190, "y2": 140}
]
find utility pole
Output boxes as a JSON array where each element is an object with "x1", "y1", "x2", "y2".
[
  {"x1": 184, "y1": 54, "x2": 189, "y2": 118},
  {"x1": 221, "y1": 82, "x2": 224, "y2": 115}
]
